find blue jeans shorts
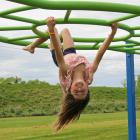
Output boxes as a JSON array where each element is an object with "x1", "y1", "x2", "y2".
[{"x1": 51, "y1": 48, "x2": 76, "y2": 67}]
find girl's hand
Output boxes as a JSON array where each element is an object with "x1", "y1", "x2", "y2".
[
  {"x1": 111, "y1": 23, "x2": 118, "y2": 33},
  {"x1": 46, "y1": 17, "x2": 56, "y2": 30}
]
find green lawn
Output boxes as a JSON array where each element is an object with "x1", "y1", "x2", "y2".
[{"x1": 0, "y1": 111, "x2": 139, "y2": 140}]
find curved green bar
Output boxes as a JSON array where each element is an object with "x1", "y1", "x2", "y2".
[
  {"x1": 32, "y1": 25, "x2": 49, "y2": 38},
  {"x1": 0, "y1": 6, "x2": 35, "y2": 16},
  {"x1": 7, "y1": 0, "x2": 140, "y2": 14},
  {"x1": 33, "y1": 18, "x2": 132, "y2": 42}
]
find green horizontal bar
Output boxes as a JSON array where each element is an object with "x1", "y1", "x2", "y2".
[
  {"x1": 41, "y1": 18, "x2": 111, "y2": 26},
  {"x1": 54, "y1": 18, "x2": 110, "y2": 26},
  {"x1": 133, "y1": 33, "x2": 140, "y2": 37},
  {"x1": 66, "y1": 18, "x2": 109, "y2": 26},
  {"x1": 74, "y1": 45, "x2": 97, "y2": 50},
  {"x1": 0, "y1": 35, "x2": 139, "y2": 54},
  {"x1": 133, "y1": 51, "x2": 140, "y2": 55},
  {"x1": 0, "y1": 35, "x2": 47, "y2": 48},
  {"x1": 124, "y1": 46, "x2": 140, "y2": 51},
  {"x1": 109, "y1": 14, "x2": 138, "y2": 23},
  {"x1": 73, "y1": 37, "x2": 102, "y2": 43},
  {"x1": 92, "y1": 42, "x2": 99, "y2": 47},
  {"x1": 109, "y1": 47, "x2": 132, "y2": 53},
  {"x1": 73, "y1": 35, "x2": 130, "y2": 42},
  {"x1": 1, "y1": 15, "x2": 41, "y2": 24},
  {"x1": 9, "y1": 35, "x2": 38, "y2": 41},
  {"x1": 13, "y1": 40, "x2": 46, "y2": 48},
  {"x1": 74, "y1": 43, "x2": 137, "y2": 50},
  {"x1": 73, "y1": 44, "x2": 136, "y2": 54},
  {"x1": 131, "y1": 26, "x2": 140, "y2": 30},
  {"x1": 107, "y1": 48, "x2": 135, "y2": 54},
  {"x1": 0, "y1": 26, "x2": 32, "y2": 31},
  {"x1": 110, "y1": 44, "x2": 137, "y2": 48},
  {"x1": 127, "y1": 39, "x2": 140, "y2": 45},
  {"x1": 0, "y1": 6, "x2": 35, "y2": 16},
  {"x1": 0, "y1": 36, "x2": 9, "y2": 42},
  {"x1": 117, "y1": 23, "x2": 131, "y2": 31},
  {"x1": 7, "y1": 0, "x2": 140, "y2": 14}
]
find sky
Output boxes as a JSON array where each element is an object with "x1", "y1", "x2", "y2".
[{"x1": 0, "y1": 0, "x2": 140, "y2": 87}]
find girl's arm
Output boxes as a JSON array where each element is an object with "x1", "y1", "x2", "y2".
[
  {"x1": 90, "y1": 23, "x2": 118, "y2": 75},
  {"x1": 47, "y1": 17, "x2": 67, "y2": 76}
]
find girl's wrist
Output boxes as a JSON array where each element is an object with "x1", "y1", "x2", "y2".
[
  {"x1": 110, "y1": 30, "x2": 116, "y2": 36},
  {"x1": 48, "y1": 27, "x2": 54, "y2": 31}
]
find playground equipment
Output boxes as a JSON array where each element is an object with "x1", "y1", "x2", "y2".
[{"x1": 0, "y1": 1, "x2": 139, "y2": 140}]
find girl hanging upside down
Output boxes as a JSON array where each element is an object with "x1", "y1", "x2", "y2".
[{"x1": 23, "y1": 17, "x2": 118, "y2": 131}]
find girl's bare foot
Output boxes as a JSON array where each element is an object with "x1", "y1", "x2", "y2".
[{"x1": 23, "y1": 45, "x2": 35, "y2": 54}]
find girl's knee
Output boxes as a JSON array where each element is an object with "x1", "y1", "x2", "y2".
[{"x1": 60, "y1": 28, "x2": 70, "y2": 36}]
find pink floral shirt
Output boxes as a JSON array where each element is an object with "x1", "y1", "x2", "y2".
[{"x1": 59, "y1": 53, "x2": 93, "y2": 94}]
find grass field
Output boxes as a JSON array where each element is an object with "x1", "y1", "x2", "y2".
[{"x1": 0, "y1": 111, "x2": 139, "y2": 140}]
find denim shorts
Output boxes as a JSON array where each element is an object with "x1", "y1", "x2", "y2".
[{"x1": 51, "y1": 48, "x2": 76, "y2": 67}]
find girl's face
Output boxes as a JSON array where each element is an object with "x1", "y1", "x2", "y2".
[{"x1": 70, "y1": 79, "x2": 88, "y2": 100}]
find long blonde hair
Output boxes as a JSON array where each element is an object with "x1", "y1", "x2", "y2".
[{"x1": 54, "y1": 91, "x2": 90, "y2": 131}]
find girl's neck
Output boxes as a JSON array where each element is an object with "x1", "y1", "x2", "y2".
[{"x1": 72, "y1": 68, "x2": 84, "y2": 82}]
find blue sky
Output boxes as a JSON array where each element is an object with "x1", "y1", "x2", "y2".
[{"x1": 0, "y1": 0, "x2": 140, "y2": 87}]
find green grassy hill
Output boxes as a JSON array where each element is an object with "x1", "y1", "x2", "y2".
[{"x1": 0, "y1": 77, "x2": 139, "y2": 117}]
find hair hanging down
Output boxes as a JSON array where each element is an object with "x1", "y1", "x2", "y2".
[{"x1": 54, "y1": 90, "x2": 90, "y2": 131}]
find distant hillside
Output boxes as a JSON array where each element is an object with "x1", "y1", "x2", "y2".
[{"x1": 0, "y1": 77, "x2": 139, "y2": 117}]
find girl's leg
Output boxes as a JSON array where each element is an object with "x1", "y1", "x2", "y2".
[
  {"x1": 23, "y1": 38, "x2": 48, "y2": 53},
  {"x1": 60, "y1": 28, "x2": 74, "y2": 50},
  {"x1": 23, "y1": 30, "x2": 49, "y2": 53}
]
